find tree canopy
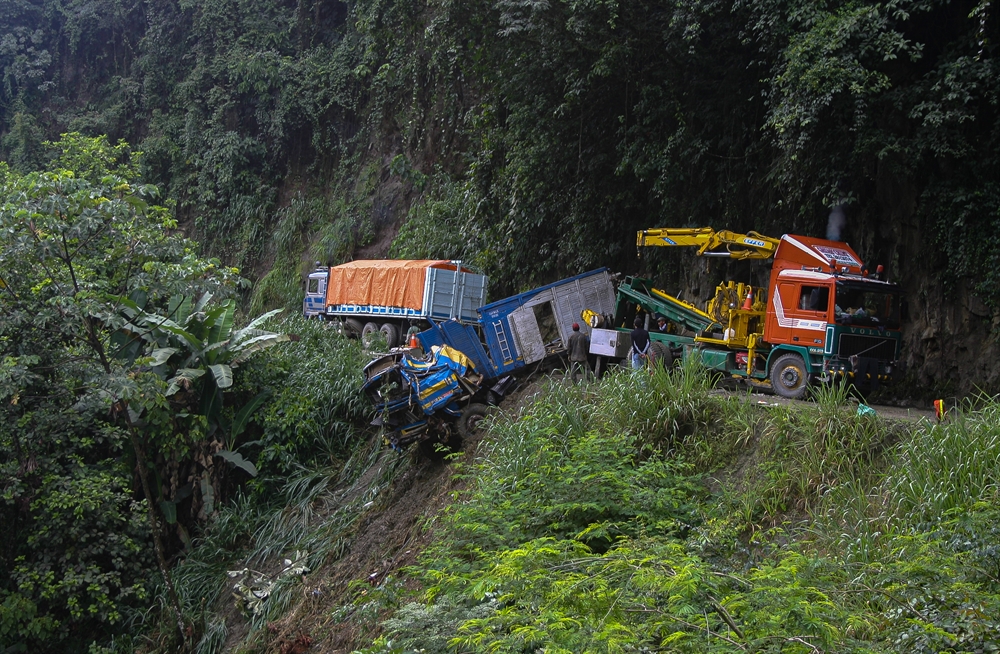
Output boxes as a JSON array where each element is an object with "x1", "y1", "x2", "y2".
[
  {"x1": 0, "y1": 0, "x2": 995, "y2": 300},
  {"x1": 0, "y1": 133, "x2": 248, "y2": 652}
]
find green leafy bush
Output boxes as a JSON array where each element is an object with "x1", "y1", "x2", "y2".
[
  {"x1": 360, "y1": 380, "x2": 1000, "y2": 653},
  {"x1": 235, "y1": 316, "x2": 371, "y2": 483}
]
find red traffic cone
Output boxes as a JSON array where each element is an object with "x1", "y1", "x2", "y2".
[{"x1": 741, "y1": 287, "x2": 754, "y2": 311}]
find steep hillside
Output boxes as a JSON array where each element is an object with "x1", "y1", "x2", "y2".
[
  {"x1": 160, "y1": 364, "x2": 1000, "y2": 653},
  {"x1": 7, "y1": 132, "x2": 1000, "y2": 654}
]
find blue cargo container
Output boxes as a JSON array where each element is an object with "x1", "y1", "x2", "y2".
[{"x1": 418, "y1": 268, "x2": 617, "y2": 380}]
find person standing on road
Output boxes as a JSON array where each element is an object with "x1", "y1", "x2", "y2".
[
  {"x1": 567, "y1": 322, "x2": 591, "y2": 384},
  {"x1": 631, "y1": 316, "x2": 650, "y2": 371}
]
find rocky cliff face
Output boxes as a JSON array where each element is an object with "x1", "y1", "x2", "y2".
[
  {"x1": 879, "y1": 167, "x2": 1000, "y2": 400},
  {"x1": 899, "y1": 273, "x2": 999, "y2": 400}
]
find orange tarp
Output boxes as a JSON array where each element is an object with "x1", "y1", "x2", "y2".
[{"x1": 324, "y1": 260, "x2": 468, "y2": 310}]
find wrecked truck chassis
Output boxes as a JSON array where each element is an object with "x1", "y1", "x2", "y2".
[{"x1": 361, "y1": 347, "x2": 496, "y2": 449}]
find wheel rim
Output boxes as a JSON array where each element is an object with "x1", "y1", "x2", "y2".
[{"x1": 780, "y1": 365, "x2": 802, "y2": 390}]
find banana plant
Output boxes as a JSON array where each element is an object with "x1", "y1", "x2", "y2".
[
  {"x1": 109, "y1": 293, "x2": 290, "y2": 523},
  {"x1": 113, "y1": 292, "x2": 290, "y2": 427}
]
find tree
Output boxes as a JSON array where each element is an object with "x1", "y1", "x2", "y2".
[
  {"x1": 0, "y1": 133, "x2": 242, "y2": 652},
  {"x1": 113, "y1": 294, "x2": 289, "y2": 529}
]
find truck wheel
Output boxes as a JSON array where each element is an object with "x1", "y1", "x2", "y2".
[
  {"x1": 345, "y1": 318, "x2": 364, "y2": 338},
  {"x1": 771, "y1": 353, "x2": 808, "y2": 399},
  {"x1": 650, "y1": 341, "x2": 673, "y2": 369},
  {"x1": 380, "y1": 323, "x2": 400, "y2": 348},
  {"x1": 361, "y1": 322, "x2": 381, "y2": 348},
  {"x1": 457, "y1": 403, "x2": 489, "y2": 439}
]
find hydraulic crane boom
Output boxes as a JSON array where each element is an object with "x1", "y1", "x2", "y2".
[{"x1": 637, "y1": 227, "x2": 781, "y2": 260}]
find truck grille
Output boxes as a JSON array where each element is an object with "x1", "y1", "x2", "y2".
[{"x1": 837, "y1": 334, "x2": 897, "y2": 361}]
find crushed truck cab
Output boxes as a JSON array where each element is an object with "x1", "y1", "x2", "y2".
[{"x1": 361, "y1": 345, "x2": 486, "y2": 449}]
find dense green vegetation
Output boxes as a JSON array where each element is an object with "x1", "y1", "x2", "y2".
[
  {"x1": 3, "y1": 1, "x2": 1000, "y2": 652},
  {"x1": 342, "y1": 365, "x2": 1000, "y2": 653},
  {"x1": 2, "y1": 139, "x2": 998, "y2": 651},
  {"x1": 0, "y1": 136, "x2": 372, "y2": 652}
]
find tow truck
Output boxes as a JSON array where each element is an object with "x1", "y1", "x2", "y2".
[{"x1": 588, "y1": 227, "x2": 902, "y2": 398}]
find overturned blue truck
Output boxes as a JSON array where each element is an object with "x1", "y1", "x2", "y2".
[{"x1": 361, "y1": 268, "x2": 617, "y2": 448}]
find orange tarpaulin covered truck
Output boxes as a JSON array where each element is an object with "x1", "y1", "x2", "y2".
[{"x1": 303, "y1": 260, "x2": 488, "y2": 348}]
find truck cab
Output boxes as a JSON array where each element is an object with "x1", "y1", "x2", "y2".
[
  {"x1": 764, "y1": 236, "x2": 901, "y2": 396},
  {"x1": 303, "y1": 263, "x2": 328, "y2": 319},
  {"x1": 615, "y1": 228, "x2": 904, "y2": 399}
]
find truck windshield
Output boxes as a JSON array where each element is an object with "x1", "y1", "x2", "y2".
[{"x1": 834, "y1": 282, "x2": 900, "y2": 329}]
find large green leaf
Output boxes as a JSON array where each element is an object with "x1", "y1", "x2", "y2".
[
  {"x1": 128, "y1": 309, "x2": 205, "y2": 352},
  {"x1": 230, "y1": 389, "x2": 272, "y2": 439},
  {"x1": 208, "y1": 363, "x2": 233, "y2": 389},
  {"x1": 166, "y1": 367, "x2": 206, "y2": 395},
  {"x1": 159, "y1": 500, "x2": 178, "y2": 525},
  {"x1": 231, "y1": 333, "x2": 291, "y2": 367},
  {"x1": 170, "y1": 294, "x2": 194, "y2": 325},
  {"x1": 215, "y1": 450, "x2": 258, "y2": 477},
  {"x1": 147, "y1": 347, "x2": 179, "y2": 367},
  {"x1": 111, "y1": 294, "x2": 144, "y2": 318},
  {"x1": 207, "y1": 300, "x2": 236, "y2": 348},
  {"x1": 200, "y1": 385, "x2": 223, "y2": 425},
  {"x1": 192, "y1": 291, "x2": 214, "y2": 315},
  {"x1": 201, "y1": 339, "x2": 231, "y2": 365},
  {"x1": 232, "y1": 308, "x2": 283, "y2": 341}
]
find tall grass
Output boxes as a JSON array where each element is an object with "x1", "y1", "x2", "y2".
[
  {"x1": 161, "y1": 438, "x2": 414, "y2": 654},
  {"x1": 711, "y1": 382, "x2": 906, "y2": 532},
  {"x1": 595, "y1": 355, "x2": 719, "y2": 453},
  {"x1": 360, "y1": 373, "x2": 1000, "y2": 653},
  {"x1": 885, "y1": 399, "x2": 1000, "y2": 520},
  {"x1": 812, "y1": 396, "x2": 1000, "y2": 564}
]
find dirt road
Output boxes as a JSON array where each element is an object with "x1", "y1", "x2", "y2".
[{"x1": 730, "y1": 389, "x2": 937, "y2": 422}]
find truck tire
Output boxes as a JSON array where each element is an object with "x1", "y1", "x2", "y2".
[
  {"x1": 361, "y1": 322, "x2": 381, "y2": 348},
  {"x1": 457, "y1": 403, "x2": 489, "y2": 439},
  {"x1": 770, "y1": 353, "x2": 808, "y2": 399},
  {"x1": 380, "y1": 323, "x2": 400, "y2": 348},
  {"x1": 650, "y1": 341, "x2": 673, "y2": 369},
  {"x1": 345, "y1": 318, "x2": 364, "y2": 338}
]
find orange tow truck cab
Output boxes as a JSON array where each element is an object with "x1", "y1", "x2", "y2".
[{"x1": 763, "y1": 235, "x2": 901, "y2": 395}]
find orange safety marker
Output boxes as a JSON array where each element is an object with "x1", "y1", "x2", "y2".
[
  {"x1": 741, "y1": 287, "x2": 754, "y2": 311},
  {"x1": 933, "y1": 399, "x2": 945, "y2": 421}
]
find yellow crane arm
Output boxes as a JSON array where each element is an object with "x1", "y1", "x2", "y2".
[{"x1": 637, "y1": 227, "x2": 781, "y2": 260}]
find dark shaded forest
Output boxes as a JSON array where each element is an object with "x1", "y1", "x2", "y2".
[{"x1": 2, "y1": 0, "x2": 998, "y2": 394}]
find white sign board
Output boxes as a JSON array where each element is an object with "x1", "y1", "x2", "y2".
[{"x1": 590, "y1": 328, "x2": 630, "y2": 358}]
